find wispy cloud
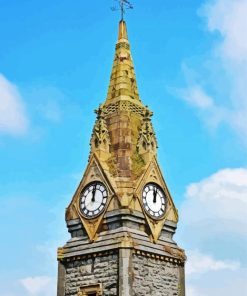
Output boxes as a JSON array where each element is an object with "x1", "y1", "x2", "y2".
[
  {"x1": 176, "y1": 85, "x2": 214, "y2": 110},
  {"x1": 205, "y1": 0, "x2": 247, "y2": 62},
  {"x1": 187, "y1": 285, "x2": 206, "y2": 296},
  {"x1": 19, "y1": 276, "x2": 56, "y2": 296},
  {"x1": 179, "y1": 167, "x2": 247, "y2": 295},
  {"x1": 0, "y1": 74, "x2": 29, "y2": 135},
  {"x1": 185, "y1": 267, "x2": 247, "y2": 296},
  {"x1": 173, "y1": 0, "x2": 247, "y2": 146},
  {"x1": 182, "y1": 168, "x2": 247, "y2": 233},
  {"x1": 186, "y1": 250, "x2": 240, "y2": 275}
]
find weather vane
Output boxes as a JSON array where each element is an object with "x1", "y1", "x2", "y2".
[{"x1": 111, "y1": 0, "x2": 133, "y2": 20}]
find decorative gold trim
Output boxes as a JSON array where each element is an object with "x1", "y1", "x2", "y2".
[
  {"x1": 77, "y1": 283, "x2": 103, "y2": 296},
  {"x1": 57, "y1": 247, "x2": 64, "y2": 260}
]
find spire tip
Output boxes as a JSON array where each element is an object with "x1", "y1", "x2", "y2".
[{"x1": 118, "y1": 20, "x2": 128, "y2": 40}]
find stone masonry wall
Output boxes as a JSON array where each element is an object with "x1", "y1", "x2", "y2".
[
  {"x1": 132, "y1": 254, "x2": 181, "y2": 296},
  {"x1": 64, "y1": 254, "x2": 118, "y2": 296}
]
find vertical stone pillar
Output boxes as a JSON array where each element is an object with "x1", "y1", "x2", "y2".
[
  {"x1": 57, "y1": 261, "x2": 65, "y2": 296},
  {"x1": 119, "y1": 249, "x2": 132, "y2": 296},
  {"x1": 179, "y1": 265, "x2": 186, "y2": 296}
]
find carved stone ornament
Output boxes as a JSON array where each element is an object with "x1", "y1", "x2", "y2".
[
  {"x1": 137, "y1": 108, "x2": 158, "y2": 155},
  {"x1": 90, "y1": 107, "x2": 110, "y2": 153},
  {"x1": 131, "y1": 150, "x2": 145, "y2": 179},
  {"x1": 77, "y1": 283, "x2": 103, "y2": 296}
]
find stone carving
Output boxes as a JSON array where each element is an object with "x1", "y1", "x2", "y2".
[
  {"x1": 131, "y1": 150, "x2": 146, "y2": 179},
  {"x1": 106, "y1": 154, "x2": 118, "y2": 177},
  {"x1": 89, "y1": 164, "x2": 101, "y2": 179},
  {"x1": 102, "y1": 100, "x2": 145, "y2": 116},
  {"x1": 149, "y1": 168, "x2": 158, "y2": 181},
  {"x1": 79, "y1": 264, "x2": 92, "y2": 275},
  {"x1": 116, "y1": 42, "x2": 130, "y2": 50},
  {"x1": 90, "y1": 107, "x2": 110, "y2": 153},
  {"x1": 137, "y1": 108, "x2": 158, "y2": 155}
]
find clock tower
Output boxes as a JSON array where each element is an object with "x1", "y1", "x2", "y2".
[{"x1": 57, "y1": 19, "x2": 186, "y2": 296}]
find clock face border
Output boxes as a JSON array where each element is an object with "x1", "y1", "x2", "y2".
[
  {"x1": 142, "y1": 182, "x2": 167, "y2": 220},
  {"x1": 79, "y1": 181, "x2": 108, "y2": 219}
]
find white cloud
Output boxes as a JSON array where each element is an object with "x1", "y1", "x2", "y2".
[
  {"x1": 186, "y1": 250, "x2": 240, "y2": 275},
  {"x1": 187, "y1": 285, "x2": 206, "y2": 296},
  {"x1": 173, "y1": 84, "x2": 228, "y2": 130},
  {"x1": 178, "y1": 168, "x2": 247, "y2": 296},
  {"x1": 175, "y1": 85, "x2": 214, "y2": 110},
  {"x1": 175, "y1": 0, "x2": 247, "y2": 145},
  {"x1": 20, "y1": 276, "x2": 56, "y2": 296},
  {"x1": 205, "y1": 0, "x2": 247, "y2": 62},
  {"x1": 182, "y1": 168, "x2": 247, "y2": 236},
  {"x1": 186, "y1": 268, "x2": 247, "y2": 296},
  {"x1": 202, "y1": 0, "x2": 247, "y2": 142},
  {"x1": 0, "y1": 74, "x2": 28, "y2": 135}
]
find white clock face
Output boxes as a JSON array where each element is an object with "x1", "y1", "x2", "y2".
[
  {"x1": 80, "y1": 182, "x2": 108, "y2": 218},
  {"x1": 142, "y1": 183, "x2": 166, "y2": 219}
]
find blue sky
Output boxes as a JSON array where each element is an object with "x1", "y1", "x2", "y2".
[{"x1": 0, "y1": 0, "x2": 246, "y2": 295}]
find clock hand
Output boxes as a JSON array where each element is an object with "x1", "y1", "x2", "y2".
[
  {"x1": 153, "y1": 188, "x2": 157, "y2": 203},
  {"x1": 92, "y1": 185, "x2": 96, "y2": 202}
]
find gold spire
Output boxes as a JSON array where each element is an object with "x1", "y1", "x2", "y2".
[{"x1": 105, "y1": 20, "x2": 141, "y2": 105}]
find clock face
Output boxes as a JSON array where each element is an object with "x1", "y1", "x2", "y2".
[
  {"x1": 80, "y1": 181, "x2": 108, "y2": 218},
  {"x1": 142, "y1": 183, "x2": 166, "y2": 219}
]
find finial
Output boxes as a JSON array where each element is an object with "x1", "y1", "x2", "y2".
[
  {"x1": 118, "y1": 19, "x2": 128, "y2": 40},
  {"x1": 111, "y1": 0, "x2": 133, "y2": 21}
]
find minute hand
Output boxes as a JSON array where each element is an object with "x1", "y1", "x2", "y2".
[
  {"x1": 92, "y1": 186, "x2": 96, "y2": 202},
  {"x1": 153, "y1": 188, "x2": 157, "y2": 203}
]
